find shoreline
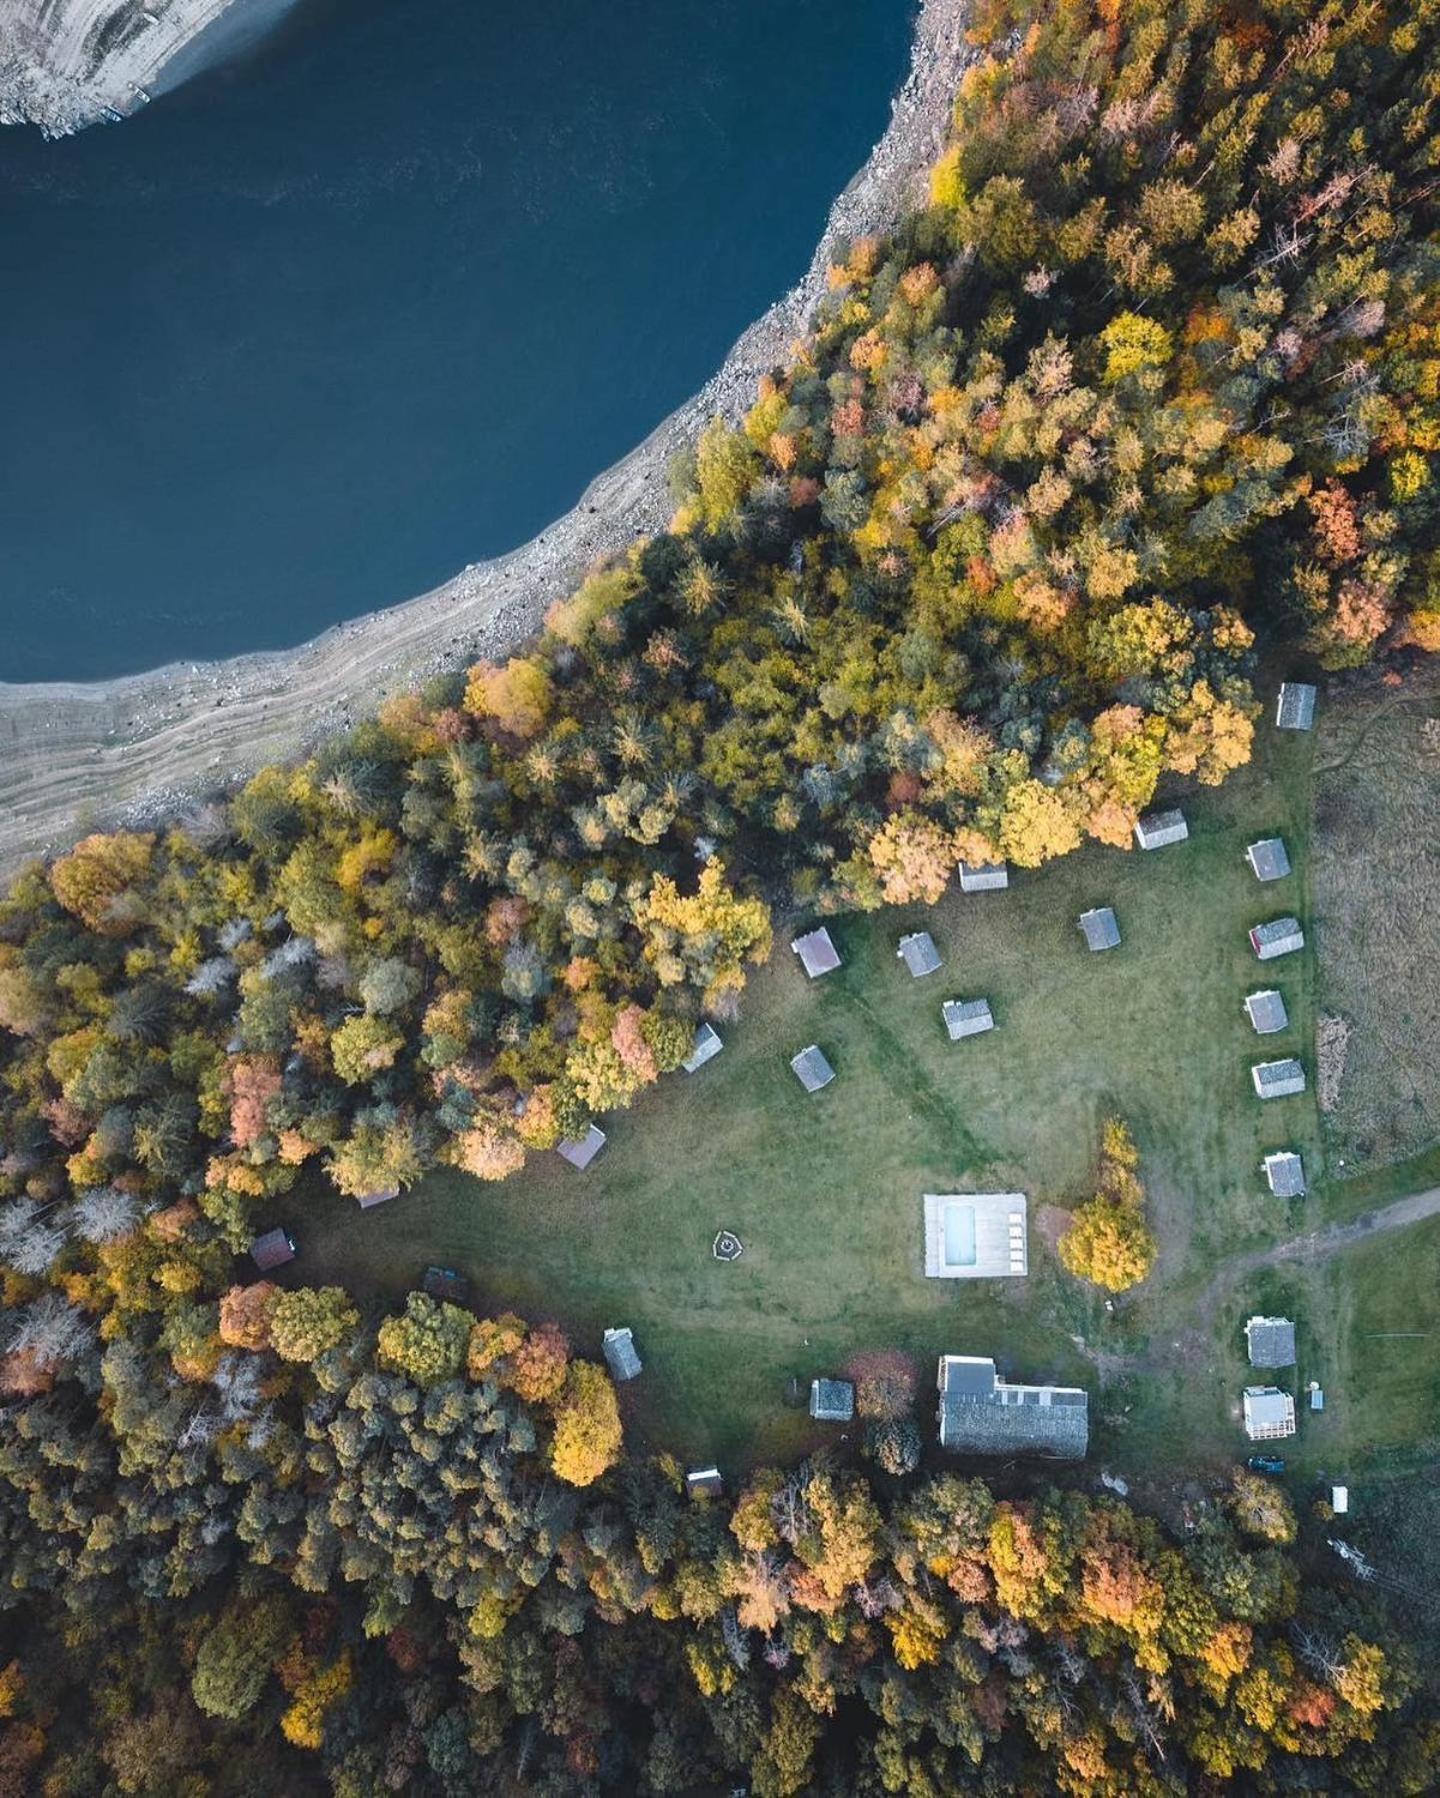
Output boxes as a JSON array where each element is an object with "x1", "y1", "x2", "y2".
[{"x1": 0, "y1": 0, "x2": 972, "y2": 876}]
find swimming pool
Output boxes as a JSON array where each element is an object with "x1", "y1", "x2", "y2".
[{"x1": 942, "y1": 1202, "x2": 977, "y2": 1268}]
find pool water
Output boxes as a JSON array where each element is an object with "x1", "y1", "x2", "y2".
[{"x1": 943, "y1": 1202, "x2": 977, "y2": 1268}]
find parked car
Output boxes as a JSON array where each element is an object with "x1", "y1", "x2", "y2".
[{"x1": 1246, "y1": 1455, "x2": 1287, "y2": 1475}]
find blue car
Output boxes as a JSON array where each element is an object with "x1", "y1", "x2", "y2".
[{"x1": 1246, "y1": 1455, "x2": 1286, "y2": 1475}]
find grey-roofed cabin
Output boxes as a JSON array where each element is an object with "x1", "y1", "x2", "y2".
[
  {"x1": 897, "y1": 931, "x2": 943, "y2": 977},
  {"x1": 792, "y1": 926, "x2": 841, "y2": 978},
  {"x1": 1253, "y1": 1058, "x2": 1306, "y2": 1099},
  {"x1": 791, "y1": 1045, "x2": 835, "y2": 1093},
  {"x1": 959, "y1": 860, "x2": 1009, "y2": 892},
  {"x1": 686, "y1": 1467, "x2": 724, "y2": 1500},
  {"x1": 602, "y1": 1327, "x2": 642, "y2": 1382},
  {"x1": 250, "y1": 1228, "x2": 295, "y2": 1272},
  {"x1": 1244, "y1": 989, "x2": 1289, "y2": 1035},
  {"x1": 944, "y1": 998, "x2": 994, "y2": 1040},
  {"x1": 1263, "y1": 1151, "x2": 1306, "y2": 1197},
  {"x1": 1276, "y1": 682, "x2": 1317, "y2": 730},
  {"x1": 355, "y1": 1187, "x2": 399, "y2": 1211},
  {"x1": 682, "y1": 1022, "x2": 723, "y2": 1073},
  {"x1": 1078, "y1": 907, "x2": 1121, "y2": 951},
  {"x1": 809, "y1": 1378, "x2": 855, "y2": 1422},
  {"x1": 1245, "y1": 1315, "x2": 1297, "y2": 1367},
  {"x1": 1134, "y1": 808, "x2": 1188, "y2": 850},
  {"x1": 1247, "y1": 837, "x2": 1292, "y2": 882},
  {"x1": 557, "y1": 1124, "x2": 607, "y2": 1169},
  {"x1": 1250, "y1": 917, "x2": 1305, "y2": 960},
  {"x1": 936, "y1": 1355, "x2": 1088, "y2": 1458}
]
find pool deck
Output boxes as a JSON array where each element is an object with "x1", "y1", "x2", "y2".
[{"x1": 923, "y1": 1192, "x2": 1028, "y2": 1278}]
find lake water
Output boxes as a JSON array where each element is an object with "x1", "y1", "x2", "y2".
[{"x1": 0, "y1": 0, "x2": 911, "y2": 683}]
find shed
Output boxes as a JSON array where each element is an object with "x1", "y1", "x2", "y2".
[
  {"x1": 250, "y1": 1228, "x2": 295, "y2": 1272},
  {"x1": 686, "y1": 1467, "x2": 724, "y2": 1500},
  {"x1": 792, "y1": 926, "x2": 841, "y2": 978},
  {"x1": 602, "y1": 1327, "x2": 642, "y2": 1382},
  {"x1": 1252, "y1": 1058, "x2": 1306, "y2": 1099},
  {"x1": 1243, "y1": 1386, "x2": 1297, "y2": 1440},
  {"x1": 1078, "y1": 907, "x2": 1121, "y2": 952},
  {"x1": 1310, "y1": 1387, "x2": 1325, "y2": 1412},
  {"x1": 1331, "y1": 1484, "x2": 1348, "y2": 1514},
  {"x1": 1276, "y1": 682, "x2": 1318, "y2": 731},
  {"x1": 1134, "y1": 808, "x2": 1189, "y2": 850},
  {"x1": 791, "y1": 1045, "x2": 836, "y2": 1093},
  {"x1": 422, "y1": 1266, "x2": 469, "y2": 1303},
  {"x1": 1263, "y1": 1151, "x2": 1306, "y2": 1197},
  {"x1": 1250, "y1": 917, "x2": 1305, "y2": 960},
  {"x1": 557, "y1": 1124, "x2": 607, "y2": 1170},
  {"x1": 959, "y1": 860, "x2": 1009, "y2": 893},
  {"x1": 355, "y1": 1188, "x2": 399, "y2": 1210},
  {"x1": 1245, "y1": 1315, "x2": 1297, "y2": 1368},
  {"x1": 1247, "y1": 837, "x2": 1292, "y2": 882},
  {"x1": 1245, "y1": 989, "x2": 1289, "y2": 1035},
  {"x1": 943, "y1": 998, "x2": 994, "y2": 1040},
  {"x1": 897, "y1": 931, "x2": 943, "y2": 977},
  {"x1": 936, "y1": 1355, "x2": 1089, "y2": 1459},
  {"x1": 809, "y1": 1378, "x2": 855, "y2": 1422},
  {"x1": 682, "y1": 1022, "x2": 724, "y2": 1073}
]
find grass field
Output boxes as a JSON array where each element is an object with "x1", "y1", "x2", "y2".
[{"x1": 294, "y1": 710, "x2": 1357, "y2": 1474}]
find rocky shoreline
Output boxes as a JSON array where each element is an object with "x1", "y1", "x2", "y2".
[{"x1": 0, "y1": 0, "x2": 973, "y2": 875}]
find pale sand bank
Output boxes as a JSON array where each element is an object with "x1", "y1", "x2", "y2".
[{"x1": 0, "y1": 0, "x2": 972, "y2": 875}]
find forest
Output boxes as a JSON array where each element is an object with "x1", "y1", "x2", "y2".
[{"x1": 1, "y1": 0, "x2": 1438, "y2": 1787}]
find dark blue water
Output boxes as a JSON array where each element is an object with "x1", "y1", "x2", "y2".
[{"x1": 0, "y1": 0, "x2": 911, "y2": 683}]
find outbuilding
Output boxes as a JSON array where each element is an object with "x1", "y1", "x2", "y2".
[
  {"x1": 1079, "y1": 907, "x2": 1121, "y2": 952},
  {"x1": 1276, "y1": 682, "x2": 1318, "y2": 730},
  {"x1": 943, "y1": 998, "x2": 994, "y2": 1040},
  {"x1": 1134, "y1": 808, "x2": 1189, "y2": 850},
  {"x1": 1331, "y1": 1485, "x2": 1349, "y2": 1514},
  {"x1": 250, "y1": 1228, "x2": 296, "y2": 1272},
  {"x1": 602, "y1": 1327, "x2": 642, "y2": 1382},
  {"x1": 1250, "y1": 917, "x2": 1305, "y2": 960},
  {"x1": 1245, "y1": 989, "x2": 1289, "y2": 1035},
  {"x1": 1253, "y1": 1058, "x2": 1307, "y2": 1099},
  {"x1": 1245, "y1": 1315, "x2": 1297, "y2": 1368},
  {"x1": 1263, "y1": 1151, "x2": 1307, "y2": 1197},
  {"x1": 809, "y1": 1378, "x2": 855, "y2": 1423},
  {"x1": 1247, "y1": 837, "x2": 1292, "y2": 882},
  {"x1": 557, "y1": 1125, "x2": 607, "y2": 1170},
  {"x1": 682, "y1": 1022, "x2": 724, "y2": 1073},
  {"x1": 355, "y1": 1188, "x2": 399, "y2": 1210},
  {"x1": 686, "y1": 1467, "x2": 724, "y2": 1500},
  {"x1": 958, "y1": 860, "x2": 1009, "y2": 893},
  {"x1": 791, "y1": 1045, "x2": 836, "y2": 1093},
  {"x1": 792, "y1": 926, "x2": 841, "y2": 978},
  {"x1": 897, "y1": 931, "x2": 943, "y2": 978},
  {"x1": 1243, "y1": 1386, "x2": 1297, "y2": 1440},
  {"x1": 936, "y1": 1355, "x2": 1089, "y2": 1458}
]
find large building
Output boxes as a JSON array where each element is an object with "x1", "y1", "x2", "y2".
[
  {"x1": 924, "y1": 1193, "x2": 1028, "y2": 1278},
  {"x1": 936, "y1": 1355, "x2": 1089, "y2": 1458},
  {"x1": 1245, "y1": 1316, "x2": 1297, "y2": 1368}
]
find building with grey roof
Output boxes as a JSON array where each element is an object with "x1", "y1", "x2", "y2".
[
  {"x1": 791, "y1": 1045, "x2": 836, "y2": 1093},
  {"x1": 602, "y1": 1327, "x2": 642, "y2": 1382},
  {"x1": 1252, "y1": 1058, "x2": 1306, "y2": 1099},
  {"x1": 1243, "y1": 1386, "x2": 1297, "y2": 1440},
  {"x1": 1276, "y1": 682, "x2": 1318, "y2": 730},
  {"x1": 792, "y1": 926, "x2": 841, "y2": 978},
  {"x1": 1245, "y1": 989, "x2": 1289, "y2": 1035},
  {"x1": 557, "y1": 1124, "x2": 607, "y2": 1170},
  {"x1": 250, "y1": 1228, "x2": 296, "y2": 1272},
  {"x1": 897, "y1": 931, "x2": 943, "y2": 977},
  {"x1": 809, "y1": 1378, "x2": 855, "y2": 1422},
  {"x1": 1263, "y1": 1151, "x2": 1306, "y2": 1197},
  {"x1": 355, "y1": 1188, "x2": 400, "y2": 1210},
  {"x1": 943, "y1": 998, "x2": 994, "y2": 1040},
  {"x1": 1250, "y1": 917, "x2": 1305, "y2": 960},
  {"x1": 1079, "y1": 907, "x2": 1121, "y2": 951},
  {"x1": 1247, "y1": 837, "x2": 1292, "y2": 882},
  {"x1": 959, "y1": 861, "x2": 1009, "y2": 893},
  {"x1": 1245, "y1": 1315, "x2": 1297, "y2": 1368},
  {"x1": 682, "y1": 1022, "x2": 723, "y2": 1073},
  {"x1": 937, "y1": 1355, "x2": 1089, "y2": 1458},
  {"x1": 1134, "y1": 808, "x2": 1189, "y2": 850},
  {"x1": 686, "y1": 1467, "x2": 724, "y2": 1500},
  {"x1": 924, "y1": 1193, "x2": 1028, "y2": 1278}
]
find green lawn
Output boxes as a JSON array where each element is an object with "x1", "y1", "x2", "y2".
[{"x1": 294, "y1": 717, "x2": 1375, "y2": 1474}]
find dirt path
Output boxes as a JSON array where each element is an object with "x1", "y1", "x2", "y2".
[{"x1": 0, "y1": 0, "x2": 974, "y2": 879}]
